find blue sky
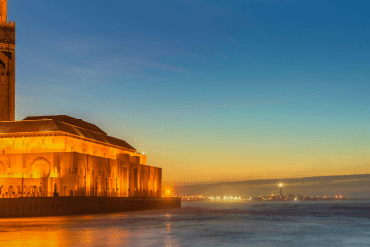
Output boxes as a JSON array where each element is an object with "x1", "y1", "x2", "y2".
[{"x1": 11, "y1": 0, "x2": 370, "y2": 182}]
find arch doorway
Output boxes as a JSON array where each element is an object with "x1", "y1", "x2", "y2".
[
  {"x1": 32, "y1": 186, "x2": 38, "y2": 197},
  {"x1": 30, "y1": 159, "x2": 50, "y2": 197},
  {"x1": 8, "y1": 185, "x2": 14, "y2": 198}
]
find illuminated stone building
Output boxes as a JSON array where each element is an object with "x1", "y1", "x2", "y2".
[{"x1": 0, "y1": 1, "x2": 162, "y2": 198}]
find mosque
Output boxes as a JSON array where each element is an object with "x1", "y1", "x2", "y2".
[{"x1": 0, "y1": 0, "x2": 162, "y2": 198}]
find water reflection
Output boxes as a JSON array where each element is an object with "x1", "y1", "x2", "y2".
[
  {"x1": 0, "y1": 210, "x2": 180, "y2": 247},
  {"x1": 1, "y1": 202, "x2": 370, "y2": 247}
]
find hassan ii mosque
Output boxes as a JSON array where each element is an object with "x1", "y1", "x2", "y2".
[{"x1": 0, "y1": 0, "x2": 162, "y2": 198}]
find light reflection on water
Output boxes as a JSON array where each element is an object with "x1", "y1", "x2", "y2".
[{"x1": 1, "y1": 201, "x2": 370, "y2": 247}]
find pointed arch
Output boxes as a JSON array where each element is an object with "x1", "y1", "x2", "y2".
[
  {"x1": 29, "y1": 157, "x2": 51, "y2": 169},
  {"x1": 29, "y1": 157, "x2": 51, "y2": 178}
]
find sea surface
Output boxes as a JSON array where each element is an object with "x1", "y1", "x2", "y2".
[{"x1": 1, "y1": 200, "x2": 370, "y2": 247}]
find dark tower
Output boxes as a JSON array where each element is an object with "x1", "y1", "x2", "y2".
[{"x1": 0, "y1": 0, "x2": 15, "y2": 121}]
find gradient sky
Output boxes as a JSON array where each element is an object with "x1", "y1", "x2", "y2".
[{"x1": 10, "y1": 0, "x2": 370, "y2": 183}]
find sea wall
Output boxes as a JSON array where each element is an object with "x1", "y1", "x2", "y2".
[{"x1": 0, "y1": 197, "x2": 181, "y2": 218}]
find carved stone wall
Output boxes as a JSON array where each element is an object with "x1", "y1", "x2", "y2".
[
  {"x1": 0, "y1": 0, "x2": 15, "y2": 121},
  {"x1": 0, "y1": 133, "x2": 161, "y2": 198}
]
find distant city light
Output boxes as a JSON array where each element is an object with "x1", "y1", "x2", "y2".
[
  {"x1": 180, "y1": 194, "x2": 349, "y2": 202},
  {"x1": 279, "y1": 183, "x2": 283, "y2": 187}
]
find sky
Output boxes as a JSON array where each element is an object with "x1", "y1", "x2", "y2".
[{"x1": 10, "y1": 0, "x2": 370, "y2": 183}]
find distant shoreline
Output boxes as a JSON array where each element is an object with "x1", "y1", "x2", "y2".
[{"x1": 174, "y1": 174, "x2": 370, "y2": 199}]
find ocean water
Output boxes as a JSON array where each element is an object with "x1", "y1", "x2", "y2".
[{"x1": 1, "y1": 200, "x2": 370, "y2": 247}]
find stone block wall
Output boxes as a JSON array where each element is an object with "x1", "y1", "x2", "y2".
[{"x1": 0, "y1": 197, "x2": 181, "y2": 218}]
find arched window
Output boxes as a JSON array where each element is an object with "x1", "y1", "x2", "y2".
[
  {"x1": 34, "y1": 186, "x2": 38, "y2": 196},
  {"x1": 30, "y1": 159, "x2": 50, "y2": 178},
  {"x1": 8, "y1": 185, "x2": 14, "y2": 197}
]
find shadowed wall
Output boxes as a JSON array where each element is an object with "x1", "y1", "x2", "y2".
[{"x1": 0, "y1": 197, "x2": 181, "y2": 218}]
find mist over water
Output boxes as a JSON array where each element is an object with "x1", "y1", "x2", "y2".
[
  {"x1": 1, "y1": 200, "x2": 370, "y2": 247},
  {"x1": 173, "y1": 174, "x2": 370, "y2": 199}
]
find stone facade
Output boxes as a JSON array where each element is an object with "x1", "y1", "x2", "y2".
[
  {"x1": 0, "y1": 116, "x2": 162, "y2": 198},
  {"x1": 0, "y1": 0, "x2": 15, "y2": 122}
]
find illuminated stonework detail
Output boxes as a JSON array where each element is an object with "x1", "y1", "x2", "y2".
[
  {"x1": 0, "y1": 117, "x2": 162, "y2": 198},
  {"x1": 0, "y1": 0, "x2": 7, "y2": 23},
  {"x1": 0, "y1": 0, "x2": 15, "y2": 121}
]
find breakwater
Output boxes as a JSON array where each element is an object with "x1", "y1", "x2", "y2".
[{"x1": 0, "y1": 197, "x2": 181, "y2": 218}]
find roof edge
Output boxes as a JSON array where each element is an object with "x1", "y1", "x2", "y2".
[{"x1": 0, "y1": 131, "x2": 137, "y2": 152}]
